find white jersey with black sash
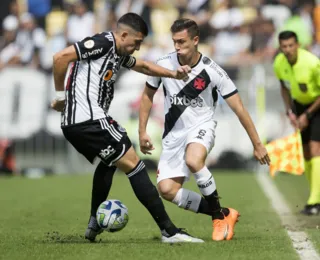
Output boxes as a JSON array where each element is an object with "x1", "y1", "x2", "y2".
[{"x1": 146, "y1": 52, "x2": 238, "y2": 140}]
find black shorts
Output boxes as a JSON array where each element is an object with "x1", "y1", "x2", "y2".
[
  {"x1": 293, "y1": 100, "x2": 320, "y2": 144},
  {"x1": 62, "y1": 116, "x2": 132, "y2": 166}
]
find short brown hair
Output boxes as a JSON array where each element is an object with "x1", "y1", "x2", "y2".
[{"x1": 170, "y1": 19, "x2": 199, "y2": 38}]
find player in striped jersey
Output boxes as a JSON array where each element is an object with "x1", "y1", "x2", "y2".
[
  {"x1": 139, "y1": 19, "x2": 270, "y2": 241},
  {"x1": 51, "y1": 13, "x2": 203, "y2": 243}
]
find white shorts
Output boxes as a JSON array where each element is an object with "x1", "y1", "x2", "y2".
[{"x1": 157, "y1": 120, "x2": 217, "y2": 183}]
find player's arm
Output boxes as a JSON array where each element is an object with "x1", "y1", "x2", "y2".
[
  {"x1": 139, "y1": 84, "x2": 157, "y2": 155},
  {"x1": 132, "y1": 59, "x2": 191, "y2": 80},
  {"x1": 296, "y1": 62, "x2": 320, "y2": 130},
  {"x1": 51, "y1": 45, "x2": 78, "y2": 112},
  {"x1": 53, "y1": 45, "x2": 77, "y2": 92},
  {"x1": 280, "y1": 81, "x2": 298, "y2": 128},
  {"x1": 273, "y1": 57, "x2": 293, "y2": 113},
  {"x1": 51, "y1": 33, "x2": 112, "y2": 112},
  {"x1": 277, "y1": 77, "x2": 301, "y2": 131},
  {"x1": 280, "y1": 81, "x2": 293, "y2": 113},
  {"x1": 225, "y1": 93, "x2": 270, "y2": 165},
  {"x1": 216, "y1": 70, "x2": 269, "y2": 165}
]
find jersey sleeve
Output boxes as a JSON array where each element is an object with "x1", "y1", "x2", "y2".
[
  {"x1": 146, "y1": 60, "x2": 162, "y2": 89},
  {"x1": 273, "y1": 55, "x2": 282, "y2": 80},
  {"x1": 146, "y1": 75, "x2": 161, "y2": 89},
  {"x1": 74, "y1": 33, "x2": 112, "y2": 61},
  {"x1": 121, "y1": 56, "x2": 136, "y2": 69},
  {"x1": 216, "y1": 68, "x2": 238, "y2": 99}
]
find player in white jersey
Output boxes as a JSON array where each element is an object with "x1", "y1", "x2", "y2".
[
  {"x1": 51, "y1": 13, "x2": 203, "y2": 243},
  {"x1": 139, "y1": 19, "x2": 270, "y2": 241}
]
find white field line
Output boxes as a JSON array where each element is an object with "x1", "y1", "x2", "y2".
[{"x1": 256, "y1": 169, "x2": 320, "y2": 260}]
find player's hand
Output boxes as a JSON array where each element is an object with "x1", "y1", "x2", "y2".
[
  {"x1": 288, "y1": 111, "x2": 299, "y2": 129},
  {"x1": 139, "y1": 132, "x2": 155, "y2": 155},
  {"x1": 253, "y1": 143, "x2": 270, "y2": 165},
  {"x1": 51, "y1": 99, "x2": 65, "y2": 112},
  {"x1": 174, "y1": 65, "x2": 191, "y2": 80},
  {"x1": 297, "y1": 113, "x2": 309, "y2": 131}
]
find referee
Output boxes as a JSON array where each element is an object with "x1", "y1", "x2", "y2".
[{"x1": 273, "y1": 30, "x2": 320, "y2": 215}]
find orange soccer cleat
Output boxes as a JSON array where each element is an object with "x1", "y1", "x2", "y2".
[{"x1": 212, "y1": 208, "x2": 240, "y2": 241}]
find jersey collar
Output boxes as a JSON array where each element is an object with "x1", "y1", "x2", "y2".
[{"x1": 177, "y1": 52, "x2": 202, "y2": 69}]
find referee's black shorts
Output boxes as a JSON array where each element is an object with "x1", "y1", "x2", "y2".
[
  {"x1": 62, "y1": 116, "x2": 132, "y2": 166},
  {"x1": 293, "y1": 100, "x2": 320, "y2": 144}
]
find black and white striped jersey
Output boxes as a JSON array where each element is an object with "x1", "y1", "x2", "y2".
[
  {"x1": 146, "y1": 53, "x2": 238, "y2": 139},
  {"x1": 61, "y1": 31, "x2": 136, "y2": 127}
]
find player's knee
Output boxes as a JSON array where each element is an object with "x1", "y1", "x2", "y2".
[
  {"x1": 115, "y1": 146, "x2": 140, "y2": 172},
  {"x1": 157, "y1": 183, "x2": 178, "y2": 201},
  {"x1": 310, "y1": 141, "x2": 320, "y2": 157},
  {"x1": 185, "y1": 157, "x2": 205, "y2": 173}
]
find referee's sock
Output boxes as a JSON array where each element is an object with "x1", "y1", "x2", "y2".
[
  {"x1": 127, "y1": 161, "x2": 178, "y2": 236},
  {"x1": 308, "y1": 156, "x2": 320, "y2": 205},
  {"x1": 304, "y1": 159, "x2": 311, "y2": 188},
  {"x1": 90, "y1": 162, "x2": 116, "y2": 218}
]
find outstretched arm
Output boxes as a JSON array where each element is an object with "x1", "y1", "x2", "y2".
[
  {"x1": 139, "y1": 85, "x2": 157, "y2": 154},
  {"x1": 225, "y1": 93, "x2": 270, "y2": 165},
  {"x1": 132, "y1": 59, "x2": 190, "y2": 80}
]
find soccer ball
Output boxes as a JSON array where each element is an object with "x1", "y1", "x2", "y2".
[{"x1": 96, "y1": 199, "x2": 129, "y2": 232}]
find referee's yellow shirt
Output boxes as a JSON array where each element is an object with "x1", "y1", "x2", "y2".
[{"x1": 273, "y1": 48, "x2": 320, "y2": 105}]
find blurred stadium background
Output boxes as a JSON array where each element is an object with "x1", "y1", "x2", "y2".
[{"x1": 0, "y1": 0, "x2": 319, "y2": 176}]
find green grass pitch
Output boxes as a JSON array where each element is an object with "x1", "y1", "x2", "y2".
[{"x1": 0, "y1": 171, "x2": 319, "y2": 260}]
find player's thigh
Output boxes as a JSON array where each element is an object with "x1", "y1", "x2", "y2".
[
  {"x1": 296, "y1": 101, "x2": 312, "y2": 146},
  {"x1": 307, "y1": 111, "x2": 320, "y2": 157},
  {"x1": 310, "y1": 111, "x2": 320, "y2": 142},
  {"x1": 185, "y1": 121, "x2": 216, "y2": 170},
  {"x1": 185, "y1": 143, "x2": 207, "y2": 172},
  {"x1": 157, "y1": 151, "x2": 190, "y2": 184},
  {"x1": 302, "y1": 143, "x2": 311, "y2": 160}
]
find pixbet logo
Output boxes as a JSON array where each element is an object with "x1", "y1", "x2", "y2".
[
  {"x1": 169, "y1": 95, "x2": 203, "y2": 108},
  {"x1": 99, "y1": 145, "x2": 115, "y2": 159}
]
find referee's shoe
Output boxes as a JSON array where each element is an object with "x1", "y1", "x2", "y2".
[{"x1": 300, "y1": 204, "x2": 320, "y2": 216}]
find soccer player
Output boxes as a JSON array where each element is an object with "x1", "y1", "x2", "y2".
[
  {"x1": 273, "y1": 31, "x2": 320, "y2": 215},
  {"x1": 139, "y1": 19, "x2": 270, "y2": 241},
  {"x1": 51, "y1": 13, "x2": 203, "y2": 243}
]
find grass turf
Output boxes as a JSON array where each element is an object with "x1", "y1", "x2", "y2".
[
  {"x1": 273, "y1": 173, "x2": 320, "y2": 252},
  {"x1": 0, "y1": 172, "x2": 299, "y2": 260}
]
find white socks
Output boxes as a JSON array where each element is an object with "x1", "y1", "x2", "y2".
[
  {"x1": 171, "y1": 166, "x2": 216, "y2": 214},
  {"x1": 194, "y1": 166, "x2": 216, "y2": 196},
  {"x1": 172, "y1": 188, "x2": 202, "y2": 213}
]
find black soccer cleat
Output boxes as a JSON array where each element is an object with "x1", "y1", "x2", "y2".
[
  {"x1": 85, "y1": 227, "x2": 103, "y2": 242},
  {"x1": 85, "y1": 216, "x2": 103, "y2": 242},
  {"x1": 300, "y1": 204, "x2": 320, "y2": 216}
]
